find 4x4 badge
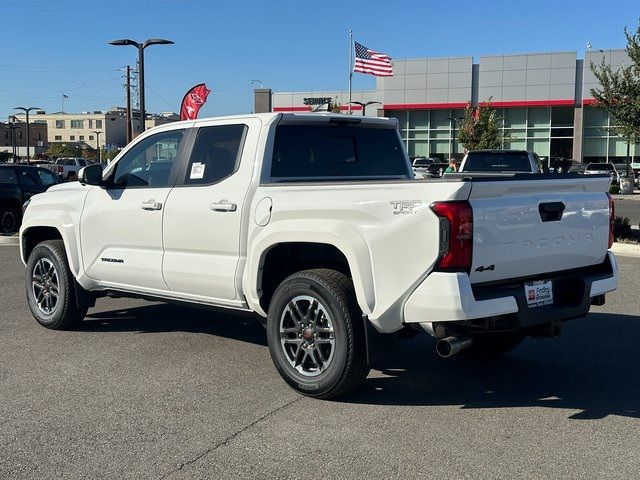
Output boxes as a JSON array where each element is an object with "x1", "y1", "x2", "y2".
[{"x1": 475, "y1": 264, "x2": 495, "y2": 272}]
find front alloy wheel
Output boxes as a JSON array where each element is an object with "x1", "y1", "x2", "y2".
[
  {"x1": 31, "y1": 258, "x2": 60, "y2": 315},
  {"x1": 25, "y1": 239, "x2": 87, "y2": 330}
]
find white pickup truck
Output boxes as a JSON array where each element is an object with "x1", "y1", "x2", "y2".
[{"x1": 20, "y1": 113, "x2": 618, "y2": 399}]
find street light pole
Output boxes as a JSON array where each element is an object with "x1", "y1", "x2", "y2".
[
  {"x1": 447, "y1": 117, "x2": 464, "y2": 159},
  {"x1": 14, "y1": 106, "x2": 40, "y2": 163},
  {"x1": 109, "y1": 38, "x2": 174, "y2": 134},
  {"x1": 92, "y1": 131, "x2": 102, "y2": 163}
]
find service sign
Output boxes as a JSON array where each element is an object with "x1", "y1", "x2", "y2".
[{"x1": 303, "y1": 97, "x2": 333, "y2": 106}]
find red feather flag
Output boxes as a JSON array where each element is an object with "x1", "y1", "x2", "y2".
[{"x1": 180, "y1": 83, "x2": 211, "y2": 120}]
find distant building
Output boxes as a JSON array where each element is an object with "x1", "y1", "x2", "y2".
[
  {"x1": 262, "y1": 48, "x2": 636, "y2": 163},
  {"x1": 14, "y1": 110, "x2": 128, "y2": 150},
  {"x1": 145, "y1": 112, "x2": 181, "y2": 130},
  {"x1": 14, "y1": 108, "x2": 182, "y2": 149},
  {"x1": 0, "y1": 120, "x2": 48, "y2": 159}
]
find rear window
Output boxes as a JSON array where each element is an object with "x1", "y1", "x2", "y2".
[
  {"x1": 0, "y1": 168, "x2": 17, "y2": 184},
  {"x1": 462, "y1": 152, "x2": 532, "y2": 172},
  {"x1": 270, "y1": 124, "x2": 410, "y2": 180},
  {"x1": 587, "y1": 163, "x2": 613, "y2": 170}
]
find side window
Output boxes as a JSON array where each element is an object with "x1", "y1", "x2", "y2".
[
  {"x1": 183, "y1": 124, "x2": 246, "y2": 185},
  {"x1": 111, "y1": 129, "x2": 185, "y2": 188},
  {"x1": 37, "y1": 169, "x2": 60, "y2": 187}
]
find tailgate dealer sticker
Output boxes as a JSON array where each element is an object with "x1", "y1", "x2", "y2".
[{"x1": 524, "y1": 280, "x2": 553, "y2": 308}]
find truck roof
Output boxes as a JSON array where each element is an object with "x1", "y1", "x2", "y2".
[{"x1": 148, "y1": 112, "x2": 397, "y2": 131}]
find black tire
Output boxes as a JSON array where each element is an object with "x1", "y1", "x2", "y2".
[
  {"x1": 25, "y1": 239, "x2": 87, "y2": 330},
  {"x1": 266, "y1": 269, "x2": 370, "y2": 399},
  {"x1": 466, "y1": 332, "x2": 524, "y2": 357},
  {"x1": 0, "y1": 207, "x2": 19, "y2": 234}
]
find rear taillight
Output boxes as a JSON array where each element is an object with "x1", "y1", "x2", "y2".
[
  {"x1": 606, "y1": 192, "x2": 615, "y2": 249},
  {"x1": 57, "y1": 165, "x2": 63, "y2": 174},
  {"x1": 430, "y1": 201, "x2": 473, "y2": 273}
]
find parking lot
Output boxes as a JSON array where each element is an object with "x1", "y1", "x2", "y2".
[{"x1": 1, "y1": 244, "x2": 639, "y2": 479}]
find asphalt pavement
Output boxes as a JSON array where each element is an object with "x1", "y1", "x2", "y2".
[
  {"x1": 613, "y1": 194, "x2": 640, "y2": 226},
  {"x1": 1, "y1": 245, "x2": 639, "y2": 479}
]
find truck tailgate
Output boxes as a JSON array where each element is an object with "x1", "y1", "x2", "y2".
[{"x1": 467, "y1": 176, "x2": 611, "y2": 284}]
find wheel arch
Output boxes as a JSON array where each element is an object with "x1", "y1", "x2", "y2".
[
  {"x1": 20, "y1": 224, "x2": 80, "y2": 277},
  {"x1": 244, "y1": 224, "x2": 375, "y2": 317}
]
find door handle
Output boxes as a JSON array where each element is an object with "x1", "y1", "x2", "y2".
[
  {"x1": 211, "y1": 202, "x2": 237, "y2": 212},
  {"x1": 141, "y1": 200, "x2": 163, "y2": 211}
]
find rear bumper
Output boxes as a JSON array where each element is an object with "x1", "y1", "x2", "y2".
[{"x1": 404, "y1": 251, "x2": 617, "y2": 328}]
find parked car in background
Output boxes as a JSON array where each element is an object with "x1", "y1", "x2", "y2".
[
  {"x1": 456, "y1": 150, "x2": 543, "y2": 174},
  {"x1": 545, "y1": 157, "x2": 574, "y2": 173},
  {"x1": 412, "y1": 156, "x2": 446, "y2": 178},
  {"x1": 631, "y1": 161, "x2": 640, "y2": 184},
  {"x1": 413, "y1": 159, "x2": 450, "y2": 178},
  {"x1": 0, "y1": 165, "x2": 61, "y2": 233},
  {"x1": 584, "y1": 163, "x2": 619, "y2": 183},
  {"x1": 46, "y1": 157, "x2": 90, "y2": 180}
]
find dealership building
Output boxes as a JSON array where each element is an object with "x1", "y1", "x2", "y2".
[{"x1": 255, "y1": 48, "x2": 636, "y2": 163}]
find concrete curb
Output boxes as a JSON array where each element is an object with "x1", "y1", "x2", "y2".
[
  {"x1": 0, "y1": 235, "x2": 19, "y2": 246},
  {"x1": 611, "y1": 242, "x2": 640, "y2": 258}
]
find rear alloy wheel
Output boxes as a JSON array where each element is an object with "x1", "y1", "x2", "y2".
[
  {"x1": 25, "y1": 239, "x2": 87, "y2": 330},
  {"x1": 0, "y1": 207, "x2": 18, "y2": 234},
  {"x1": 267, "y1": 269, "x2": 370, "y2": 399},
  {"x1": 279, "y1": 295, "x2": 336, "y2": 377}
]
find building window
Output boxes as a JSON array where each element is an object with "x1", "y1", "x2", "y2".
[
  {"x1": 89, "y1": 135, "x2": 94, "y2": 141},
  {"x1": 583, "y1": 106, "x2": 637, "y2": 162},
  {"x1": 96, "y1": 120, "x2": 103, "y2": 129},
  {"x1": 88, "y1": 119, "x2": 93, "y2": 129},
  {"x1": 55, "y1": 120, "x2": 65, "y2": 129},
  {"x1": 389, "y1": 105, "x2": 577, "y2": 161},
  {"x1": 55, "y1": 135, "x2": 62, "y2": 141},
  {"x1": 70, "y1": 120, "x2": 83, "y2": 129},
  {"x1": 79, "y1": 135, "x2": 85, "y2": 141},
  {"x1": 70, "y1": 135, "x2": 75, "y2": 141}
]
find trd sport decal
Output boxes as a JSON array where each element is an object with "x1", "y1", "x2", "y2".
[{"x1": 390, "y1": 200, "x2": 422, "y2": 215}]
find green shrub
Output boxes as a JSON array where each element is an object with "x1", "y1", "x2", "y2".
[{"x1": 613, "y1": 216, "x2": 632, "y2": 240}]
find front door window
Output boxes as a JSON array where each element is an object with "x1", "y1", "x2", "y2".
[{"x1": 111, "y1": 130, "x2": 185, "y2": 188}]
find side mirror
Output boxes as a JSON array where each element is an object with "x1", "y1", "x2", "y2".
[{"x1": 78, "y1": 164, "x2": 103, "y2": 186}]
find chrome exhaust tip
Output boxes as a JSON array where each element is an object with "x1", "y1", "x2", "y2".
[{"x1": 436, "y1": 336, "x2": 473, "y2": 358}]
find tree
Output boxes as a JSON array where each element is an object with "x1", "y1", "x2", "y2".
[
  {"x1": 590, "y1": 21, "x2": 640, "y2": 145},
  {"x1": 103, "y1": 147, "x2": 120, "y2": 162},
  {"x1": 457, "y1": 100, "x2": 503, "y2": 151},
  {"x1": 46, "y1": 143, "x2": 80, "y2": 158}
]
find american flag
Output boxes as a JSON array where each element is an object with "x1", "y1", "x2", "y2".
[{"x1": 353, "y1": 41, "x2": 393, "y2": 77}]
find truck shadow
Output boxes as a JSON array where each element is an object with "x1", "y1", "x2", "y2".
[
  {"x1": 81, "y1": 304, "x2": 639, "y2": 419},
  {"x1": 343, "y1": 312, "x2": 640, "y2": 420},
  {"x1": 80, "y1": 303, "x2": 268, "y2": 347}
]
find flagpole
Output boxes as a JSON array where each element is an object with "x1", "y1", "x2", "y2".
[{"x1": 348, "y1": 29, "x2": 353, "y2": 115}]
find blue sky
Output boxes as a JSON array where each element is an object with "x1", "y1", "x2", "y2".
[{"x1": 0, "y1": 0, "x2": 637, "y2": 120}]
